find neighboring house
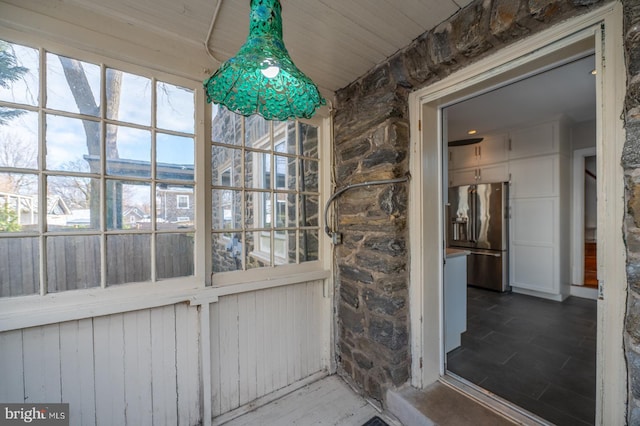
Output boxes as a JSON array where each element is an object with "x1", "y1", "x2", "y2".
[
  {"x1": 122, "y1": 206, "x2": 146, "y2": 228},
  {"x1": 0, "y1": 192, "x2": 71, "y2": 229},
  {"x1": 156, "y1": 186, "x2": 194, "y2": 225}
]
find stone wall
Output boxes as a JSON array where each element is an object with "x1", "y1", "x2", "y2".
[
  {"x1": 622, "y1": 1, "x2": 640, "y2": 423},
  {"x1": 333, "y1": 0, "x2": 618, "y2": 407}
]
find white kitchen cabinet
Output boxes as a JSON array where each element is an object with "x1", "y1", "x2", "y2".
[
  {"x1": 448, "y1": 144, "x2": 478, "y2": 170},
  {"x1": 444, "y1": 249, "x2": 469, "y2": 353},
  {"x1": 508, "y1": 120, "x2": 571, "y2": 301},
  {"x1": 509, "y1": 155, "x2": 558, "y2": 198},
  {"x1": 448, "y1": 133, "x2": 507, "y2": 170},
  {"x1": 477, "y1": 133, "x2": 508, "y2": 165},
  {"x1": 508, "y1": 119, "x2": 569, "y2": 160},
  {"x1": 449, "y1": 162, "x2": 509, "y2": 186}
]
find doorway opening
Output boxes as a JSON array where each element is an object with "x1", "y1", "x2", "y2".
[
  {"x1": 442, "y1": 52, "x2": 598, "y2": 424},
  {"x1": 409, "y1": 4, "x2": 627, "y2": 425}
]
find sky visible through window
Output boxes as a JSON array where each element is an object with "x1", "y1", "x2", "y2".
[{"x1": 0, "y1": 43, "x2": 194, "y2": 173}]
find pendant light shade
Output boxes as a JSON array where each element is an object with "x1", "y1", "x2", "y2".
[{"x1": 204, "y1": 0, "x2": 325, "y2": 121}]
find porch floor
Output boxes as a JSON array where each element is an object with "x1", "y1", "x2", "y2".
[{"x1": 220, "y1": 375, "x2": 392, "y2": 426}]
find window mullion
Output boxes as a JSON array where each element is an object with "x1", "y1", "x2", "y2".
[
  {"x1": 150, "y1": 78, "x2": 157, "y2": 283},
  {"x1": 241, "y1": 116, "x2": 247, "y2": 271},
  {"x1": 270, "y1": 121, "x2": 275, "y2": 267},
  {"x1": 99, "y1": 64, "x2": 107, "y2": 289},
  {"x1": 38, "y1": 46, "x2": 47, "y2": 296},
  {"x1": 295, "y1": 121, "x2": 300, "y2": 265}
]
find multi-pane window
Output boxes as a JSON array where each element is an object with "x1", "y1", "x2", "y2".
[
  {"x1": 0, "y1": 40, "x2": 196, "y2": 297},
  {"x1": 211, "y1": 107, "x2": 320, "y2": 274}
]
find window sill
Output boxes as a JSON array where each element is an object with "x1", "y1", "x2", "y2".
[
  {"x1": 195, "y1": 266, "x2": 330, "y2": 306},
  {"x1": 0, "y1": 278, "x2": 204, "y2": 332}
]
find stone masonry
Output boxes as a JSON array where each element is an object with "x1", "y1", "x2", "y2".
[
  {"x1": 622, "y1": 1, "x2": 640, "y2": 423},
  {"x1": 332, "y1": 0, "x2": 634, "y2": 411}
]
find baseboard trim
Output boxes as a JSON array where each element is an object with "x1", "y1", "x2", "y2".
[{"x1": 570, "y1": 284, "x2": 598, "y2": 300}]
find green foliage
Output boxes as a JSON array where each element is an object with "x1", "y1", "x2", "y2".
[
  {"x1": 0, "y1": 41, "x2": 28, "y2": 126},
  {"x1": 0, "y1": 204, "x2": 21, "y2": 232}
]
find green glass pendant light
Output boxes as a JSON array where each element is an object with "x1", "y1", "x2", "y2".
[{"x1": 204, "y1": 0, "x2": 325, "y2": 121}]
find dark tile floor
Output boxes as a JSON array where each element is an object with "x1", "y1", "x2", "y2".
[{"x1": 446, "y1": 287, "x2": 597, "y2": 426}]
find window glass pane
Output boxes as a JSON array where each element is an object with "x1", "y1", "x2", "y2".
[
  {"x1": 46, "y1": 115, "x2": 97, "y2": 172},
  {"x1": 212, "y1": 232, "x2": 242, "y2": 273},
  {"x1": 212, "y1": 105, "x2": 242, "y2": 146},
  {"x1": 0, "y1": 109, "x2": 38, "y2": 169},
  {"x1": 157, "y1": 233, "x2": 194, "y2": 279},
  {"x1": 275, "y1": 155, "x2": 295, "y2": 190},
  {"x1": 299, "y1": 195, "x2": 319, "y2": 227},
  {"x1": 244, "y1": 191, "x2": 268, "y2": 229},
  {"x1": 0, "y1": 237, "x2": 39, "y2": 296},
  {"x1": 0, "y1": 172, "x2": 38, "y2": 232},
  {"x1": 245, "y1": 151, "x2": 271, "y2": 189},
  {"x1": 246, "y1": 230, "x2": 270, "y2": 269},
  {"x1": 0, "y1": 41, "x2": 39, "y2": 106},
  {"x1": 274, "y1": 122, "x2": 296, "y2": 155},
  {"x1": 299, "y1": 230, "x2": 319, "y2": 262},
  {"x1": 106, "y1": 69, "x2": 151, "y2": 126},
  {"x1": 47, "y1": 235, "x2": 100, "y2": 292},
  {"x1": 244, "y1": 115, "x2": 270, "y2": 148},
  {"x1": 106, "y1": 125, "x2": 151, "y2": 177},
  {"x1": 47, "y1": 176, "x2": 99, "y2": 231},
  {"x1": 299, "y1": 122, "x2": 319, "y2": 158},
  {"x1": 301, "y1": 159, "x2": 319, "y2": 193},
  {"x1": 212, "y1": 189, "x2": 241, "y2": 231},
  {"x1": 46, "y1": 53, "x2": 100, "y2": 116},
  {"x1": 106, "y1": 180, "x2": 150, "y2": 230},
  {"x1": 274, "y1": 192, "x2": 291, "y2": 228},
  {"x1": 106, "y1": 234, "x2": 151, "y2": 285},
  {"x1": 274, "y1": 230, "x2": 295, "y2": 266},
  {"x1": 156, "y1": 82, "x2": 194, "y2": 133},
  {"x1": 157, "y1": 133, "x2": 194, "y2": 181},
  {"x1": 212, "y1": 146, "x2": 242, "y2": 187},
  {"x1": 156, "y1": 184, "x2": 194, "y2": 230}
]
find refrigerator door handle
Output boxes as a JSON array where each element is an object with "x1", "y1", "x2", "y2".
[{"x1": 470, "y1": 187, "x2": 478, "y2": 243}]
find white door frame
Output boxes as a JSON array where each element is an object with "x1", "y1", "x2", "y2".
[
  {"x1": 408, "y1": 2, "x2": 626, "y2": 424},
  {"x1": 571, "y1": 147, "x2": 597, "y2": 287}
]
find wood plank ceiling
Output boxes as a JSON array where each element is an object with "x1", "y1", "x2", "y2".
[{"x1": 62, "y1": 0, "x2": 473, "y2": 95}]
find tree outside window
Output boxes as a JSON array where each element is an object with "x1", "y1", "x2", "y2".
[{"x1": 0, "y1": 39, "x2": 196, "y2": 296}]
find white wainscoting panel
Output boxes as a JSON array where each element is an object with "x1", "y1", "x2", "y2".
[
  {"x1": 0, "y1": 303, "x2": 201, "y2": 426},
  {"x1": 210, "y1": 280, "x2": 327, "y2": 418}
]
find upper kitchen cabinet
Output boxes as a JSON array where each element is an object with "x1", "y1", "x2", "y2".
[
  {"x1": 449, "y1": 133, "x2": 508, "y2": 169},
  {"x1": 508, "y1": 119, "x2": 570, "y2": 159},
  {"x1": 448, "y1": 133, "x2": 509, "y2": 186}
]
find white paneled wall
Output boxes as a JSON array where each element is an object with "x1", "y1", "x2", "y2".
[
  {"x1": 210, "y1": 280, "x2": 327, "y2": 418},
  {"x1": 0, "y1": 279, "x2": 330, "y2": 426},
  {"x1": 0, "y1": 303, "x2": 200, "y2": 426}
]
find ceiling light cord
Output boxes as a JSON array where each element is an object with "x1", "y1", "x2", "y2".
[{"x1": 204, "y1": 0, "x2": 224, "y2": 63}]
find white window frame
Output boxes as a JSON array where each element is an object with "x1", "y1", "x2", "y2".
[
  {"x1": 177, "y1": 194, "x2": 190, "y2": 209},
  {"x1": 0, "y1": 31, "x2": 206, "y2": 330},
  {"x1": 211, "y1": 115, "x2": 326, "y2": 287},
  {"x1": 0, "y1": 23, "x2": 331, "y2": 330}
]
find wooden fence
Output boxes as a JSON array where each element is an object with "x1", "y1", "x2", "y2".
[{"x1": 0, "y1": 234, "x2": 194, "y2": 297}]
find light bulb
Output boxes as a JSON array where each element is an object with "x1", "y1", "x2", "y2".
[{"x1": 261, "y1": 66, "x2": 280, "y2": 79}]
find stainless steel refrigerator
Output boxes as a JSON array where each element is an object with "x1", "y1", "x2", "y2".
[{"x1": 448, "y1": 182, "x2": 510, "y2": 292}]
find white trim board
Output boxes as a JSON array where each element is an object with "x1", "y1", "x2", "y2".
[
  {"x1": 408, "y1": 2, "x2": 626, "y2": 425},
  {"x1": 572, "y1": 147, "x2": 597, "y2": 287}
]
